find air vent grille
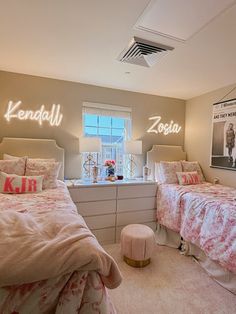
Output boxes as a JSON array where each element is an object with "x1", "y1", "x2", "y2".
[{"x1": 118, "y1": 37, "x2": 174, "y2": 67}]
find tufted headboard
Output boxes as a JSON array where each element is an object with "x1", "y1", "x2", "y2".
[
  {"x1": 0, "y1": 137, "x2": 65, "y2": 180},
  {"x1": 147, "y1": 145, "x2": 186, "y2": 181}
]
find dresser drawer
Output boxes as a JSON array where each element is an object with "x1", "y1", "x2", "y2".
[
  {"x1": 92, "y1": 227, "x2": 115, "y2": 245},
  {"x1": 117, "y1": 184, "x2": 157, "y2": 199},
  {"x1": 76, "y1": 200, "x2": 116, "y2": 216},
  {"x1": 117, "y1": 197, "x2": 156, "y2": 213},
  {"x1": 69, "y1": 186, "x2": 116, "y2": 202},
  {"x1": 117, "y1": 209, "x2": 156, "y2": 226},
  {"x1": 116, "y1": 221, "x2": 157, "y2": 242},
  {"x1": 84, "y1": 214, "x2": 116, "y2": 230}
]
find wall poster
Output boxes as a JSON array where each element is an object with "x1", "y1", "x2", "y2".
[{"x1": 211, "y1": 98, "x2": 236, "y2": 170}]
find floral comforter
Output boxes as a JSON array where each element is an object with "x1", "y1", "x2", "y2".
[
  {"x1": 157, "y1": 183, "x2": 236, "y2": 273},
  {"x1": 0, "y1": 181, "x2": 121, "y2": 313}
]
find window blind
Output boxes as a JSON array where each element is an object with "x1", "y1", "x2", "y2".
[{"x1": 83, "y1": 102, "x2": 131, "y2": 119}]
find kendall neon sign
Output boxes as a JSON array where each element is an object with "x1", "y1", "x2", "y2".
[
  {"x1": 147, "y1": 116, "x2": 181, "y2": 135},
  {"x1": 4, "y1": 100, "x2": 63, "y2": 126}
]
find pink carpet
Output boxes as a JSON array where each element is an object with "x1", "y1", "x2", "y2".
[{"x1": 104, "y1": 243, "x2": 236, "y2": 314}]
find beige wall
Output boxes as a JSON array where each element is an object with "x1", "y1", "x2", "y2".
[
  {"x1": 185, "y1": 83, "x2": 236, "y2": 188},
  {"x1": 0, "y1": 71, "x2": 185, "y2": 178}
]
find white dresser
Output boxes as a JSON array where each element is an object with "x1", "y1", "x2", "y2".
[{"x1": 65, "y1": 179, "x2": 157, "y2": 245}]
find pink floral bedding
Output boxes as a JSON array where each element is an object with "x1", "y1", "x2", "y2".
[
  {"x1": 0, "y1": 181, "x2": 121, "y2": 313},
  {"x1": 157, "y1": 183, "x2": 236, "y2": 273}
]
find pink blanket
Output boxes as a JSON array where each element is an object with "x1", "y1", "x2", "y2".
[
  {"x1": 157, "y1": 183, "x2": 236, "y2": 273},
  {"x1": 0, "y1": 181, "x2": 122, "y2": 289},
  {"x1": 0, "y1": 271, "x2": 116, "y2": 313}
]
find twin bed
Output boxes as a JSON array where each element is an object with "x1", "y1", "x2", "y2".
[
  {"x1": 147, "y1": 145, "x2": 236, "y2": 294},
  {"x1": 0, "y1": 138, "x2": 121, "y2": 313},
  {"x1": 0, "y1": 138, "x2": 235, "y2": 314}
]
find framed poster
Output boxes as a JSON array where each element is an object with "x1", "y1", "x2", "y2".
[{"x1": 211, "y1": 98, "x2": 236, "y2": 170}]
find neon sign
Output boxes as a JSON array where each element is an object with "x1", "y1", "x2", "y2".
[
  {"x1": 4, "y1": 100, "x2": 63, "y2": 126},
  {"x1": 147, "y1": 116, "x2": 181, "y2": 135}
]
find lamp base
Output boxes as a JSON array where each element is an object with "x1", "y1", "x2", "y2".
[
  {"x1": 83, "y1": 153, "x2": 96, "y2": 179},
  {"x1": 126, "y1": 154, "x2": 136, "y2": 179}
]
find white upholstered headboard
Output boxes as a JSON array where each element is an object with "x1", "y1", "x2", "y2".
[
  {"x1": 0, "y1": 137, "x2": 64, "y2": 180},
  {"x1": 147, "y1": 145, "x2": 186, "y2": 181}
]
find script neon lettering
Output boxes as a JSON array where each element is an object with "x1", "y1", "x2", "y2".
[
  {"x1": 4, "y1": 101, "x2": 63, "y2": 127},
  {"x1": 147, "y1": 116, "x2": 181, "y2": 135}
]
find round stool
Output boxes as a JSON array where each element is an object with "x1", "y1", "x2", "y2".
[{"x1": 121, "y1": 224, "x2": 155, "y2": 268}]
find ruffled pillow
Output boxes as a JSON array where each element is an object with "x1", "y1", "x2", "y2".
[
  {"x1": 0, "y1": 157, "x2": 26, "y2": 176},
  {"x1": 25, "y1": 160, "x2": 61, "y2": 189},
  {"x1": 181, "y1": 161, "x2": 205, "y2": 181},
  {"x1": 0, "y1": 171, "x2": 43, "y2": 194},
  {"x1": 159, "y1": 161, "x2": 182, "y2": 184},
  {"x1": 176, "y1": 171, "x2": 201, "y2": 185}
]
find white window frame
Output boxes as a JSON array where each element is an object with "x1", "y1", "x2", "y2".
[{"x1": 82, "y1": 102, "x2": 132, "y2": 177}]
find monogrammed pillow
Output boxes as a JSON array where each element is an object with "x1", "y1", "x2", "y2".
[
  {"x1": 159, "y1": 161, "x2": 182, "y2": 184},
  {"x1": 0, "y1": 172, "x2": 43, "y2": 194},
  {"x1": 181, "y1": 161, "x2": 205, "y2": 181},
  {"x1": 25, "y1": 160, "x2": 61, "y2": 189},
  {"x1": 176, "y1": 171, "x2": 201, "y2": 185},
  {"x1": 0, "y1": 157, "x2": 26, "y2": 176}
]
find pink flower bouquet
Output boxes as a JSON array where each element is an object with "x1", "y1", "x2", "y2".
[{"x1": 104, "y1": 160, "x2": 116, "y2": 167}]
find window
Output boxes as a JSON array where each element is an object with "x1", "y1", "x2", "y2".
[{"x1": 83, "y1": 103, "x2": 131, "y2": 176}]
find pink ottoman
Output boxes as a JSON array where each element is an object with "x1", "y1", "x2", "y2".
[{"x1": 121, "y1": 224, "x2": 155, "y2": 268}]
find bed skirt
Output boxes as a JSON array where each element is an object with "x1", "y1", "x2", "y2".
[{"x1": 156, "y1": 223, "x2": 236, "y2": 294}]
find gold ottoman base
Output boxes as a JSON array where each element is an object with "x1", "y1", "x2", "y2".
[{"x1": 123, "y1": 255, "x2": 151, "y2": 268}]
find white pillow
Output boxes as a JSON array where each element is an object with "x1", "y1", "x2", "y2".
[
  {"x1": 154, "y1": 162, "x2": 164, "y2": 183},
  {"x1": 4, "y1": 154, "x2": 26, "y2": 161}
]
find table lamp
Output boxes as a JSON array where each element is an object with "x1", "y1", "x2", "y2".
[
  {"x1": 80, "y1": 137, "x2": 102, "y2": 179},
  {"x1": 124, "y1": 140, "x2": 142, "y2": 179}
]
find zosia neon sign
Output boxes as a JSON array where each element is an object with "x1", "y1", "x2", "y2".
[
  {"x1": 147, "y1": 116, "x2": 181, "y2": 135},
  {"x1": 4, "y1": 100, "x2": 63, "y2": 126}
]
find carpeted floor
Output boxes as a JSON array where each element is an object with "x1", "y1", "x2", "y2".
[{"x1": 104, "y1": 243, "x2": 236, "y2": 314}]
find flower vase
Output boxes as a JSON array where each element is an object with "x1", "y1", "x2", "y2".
[{"x1": 106, "y1": 166, "x2": 115, "y2": 177}]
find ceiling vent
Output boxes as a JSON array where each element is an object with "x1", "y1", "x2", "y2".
[{"x1": 118, "y1": 37, "x2": 174, "y2": 67}]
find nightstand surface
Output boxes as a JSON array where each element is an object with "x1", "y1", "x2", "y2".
[{"x1": 65, "y1": 178, "x2": 156, "y2": 188}]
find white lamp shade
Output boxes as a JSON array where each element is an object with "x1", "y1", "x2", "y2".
[
  {"x1": 124, "y1": 140, "x2": 142, "y2": 155},
  {"x1": 79, "y1": 137, "x2": 102, "y2": 153}
]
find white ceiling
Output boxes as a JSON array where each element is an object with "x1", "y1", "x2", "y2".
[
  {"x1": 0, "y1": 0, "x2": 236, "y2": 100},
  {"x1": 135, "y1": 0, "x2": 235, "y2": 41}
]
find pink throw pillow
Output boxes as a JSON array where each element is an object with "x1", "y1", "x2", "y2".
[
  {"x1": 181, "y1": 161, "x2": 205, "y2": 181},
  {"x1": 0, "y1": 157, "x2": 26, "y2": 176},
  {"x1": 159, "y1": 161, "x2": 182, "y2": 184},
  {"x1": 25, "y1": 160, "x2": 61, "y2": 189},
  {"x1": 0, "y1": 171, "x2": 43, "y2": 194},
  {"x1": 176, "y1": 171, "x2": 201, "y2": 185}
]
